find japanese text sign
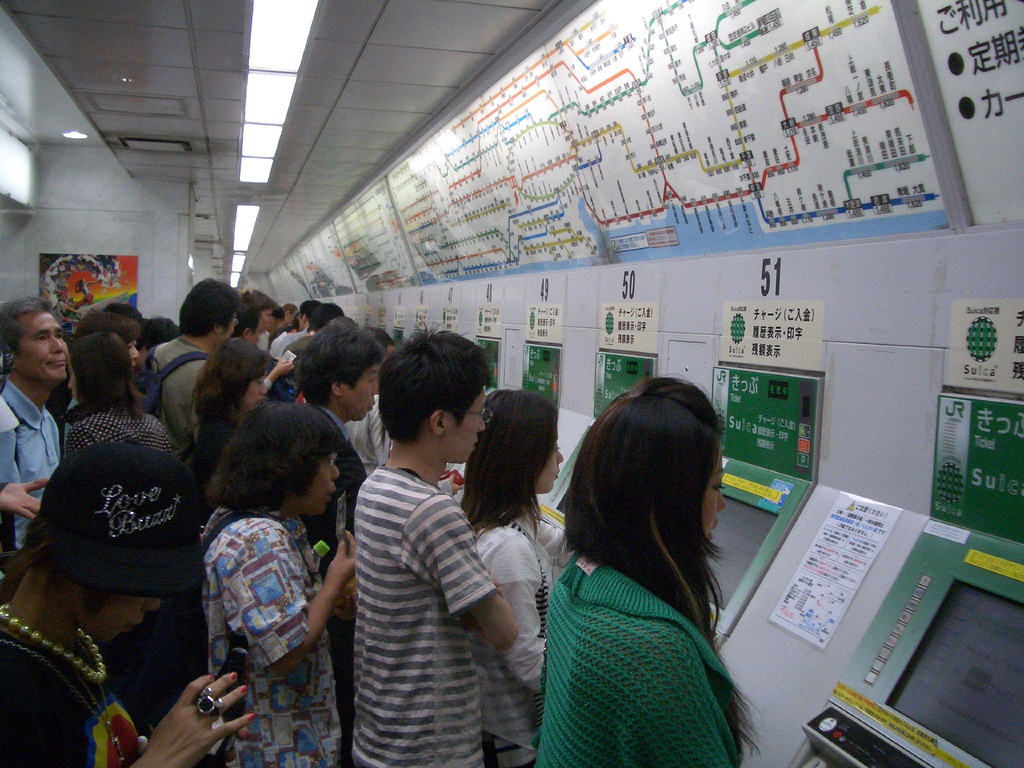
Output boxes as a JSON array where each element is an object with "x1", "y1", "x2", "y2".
[
  {"x1": 476, "y1": 305, "x2": 502, "y2": 339},
  {"x1": 414, "y1": 305, "x2": 428, "y2": 331},
  {"x1": 600, "y1": 302, "x2": 659, "y2": 354},
  {"x1": 376, "y1": 304, "x2": 387, "y2": 328},
  {"x1": 442, "y1": 306, "x2": 459, "y2": 333},
  {"x1": 721, "y1": 301, "x2": 824, "y2": 372},
  {"x1": 594, "y1": 352, "x2": 656, "y2": 416},
  {"x1": 393, "y1": 305, "x2": 405, "y2": 330},
  {"x1": 946, "y1": 299, "x2": 1024, "y2": 396},
  {"x1": 932, "y1": 395, "x2": 1024, "y2": 545},
  {"x1": 526, "y1": 304, "x2": 564, "y2": 345},
  {"x1": 920, "y1": 0, "x2": 1024, "y2": 223}
]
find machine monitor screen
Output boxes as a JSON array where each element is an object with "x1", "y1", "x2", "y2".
[{"x1": 887, "y1": 581, "x2": 1024, "y2": 768}]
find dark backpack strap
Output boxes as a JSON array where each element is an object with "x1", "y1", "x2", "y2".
[{"x1": 158, "y1": 350, "x2": 209, "y2": 382}]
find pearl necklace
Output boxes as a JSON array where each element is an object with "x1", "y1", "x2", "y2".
[{"x1": 0, "y1": 603, "x2": 106, "y2": 684}]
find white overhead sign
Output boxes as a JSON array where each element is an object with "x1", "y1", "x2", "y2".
[
  {"x1": 721, "y1": 301, "x2": 824, "y2": 372},
  {"x1": 946, "y1": 299, "x2": 1024, "y2": 395}
]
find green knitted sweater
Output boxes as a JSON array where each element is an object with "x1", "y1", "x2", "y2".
[{"x1": 535, "y1": 556, "x2": 741, "y2": 768}]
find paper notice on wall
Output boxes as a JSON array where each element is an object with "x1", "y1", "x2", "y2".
[{"x1": 770, "y1": 493, "x2": 902, "y2": 649}]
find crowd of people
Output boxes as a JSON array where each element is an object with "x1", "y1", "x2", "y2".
[{"x1": 0, "y1": 279, "x2": 754, "y2": 768}]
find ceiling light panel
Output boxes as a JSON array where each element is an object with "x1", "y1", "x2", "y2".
[
  {"x1": 244, "y1": 72, "x2": 297, "y2": 124},
  {"x1": 232, "y1": 253, "x2": 246, "y2": 272},
  {"x1": 230, "y1": 271, "x2": 241, "y2": 288},
  {"x1": 241, "y1": 123, "x2": 282, "y2": 157},
  {"x1": 240, "y1": 156, "x2": 273, "y2": 183},
  {"x1": 249, "y1": 0, "x2": 319, "y2": 72},
  {"x1": 233, "y1": 205, "x2": 260, "y2": 251}
]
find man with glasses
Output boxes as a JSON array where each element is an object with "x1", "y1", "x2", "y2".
[
  {"x1": 149, "y1": 278, "x2": 241, "y2": 461},
  {"x1": 351, "y1": 329, "x2": 518, "y2": 768}
]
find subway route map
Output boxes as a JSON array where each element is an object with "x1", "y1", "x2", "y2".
[{"x1": 299, "y1": 0, "x2": 947, "y2": 291}]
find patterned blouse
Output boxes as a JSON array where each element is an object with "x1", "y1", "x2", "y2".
[
  {"x1": 202, "y1": 508, "x2": 340, "y2": 768},
  {"x1": 65, "y1": 406, "x2": 172, "y2": 454}
]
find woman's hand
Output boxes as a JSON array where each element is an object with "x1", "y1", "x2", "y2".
[
  {"x1": 325, "y1": 531, "x2": 356, "y2": 594},
  {"x1": 0, "y1": 478, "x2": 48, "y2": 520},
  {"x1": 267, "y1": 358, "x2": 294, "y2": 383},
  {"x1": 134, "y1": 673, "x2": 252, "y2": 768}
]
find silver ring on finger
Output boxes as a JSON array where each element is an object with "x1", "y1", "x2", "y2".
[{"x1": 196, "y1": 693, "x2": 221, "y2": 717}]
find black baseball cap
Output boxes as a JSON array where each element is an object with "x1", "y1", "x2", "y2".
[{"x1": 41, "y1": 443, "x2": 203, "y2": 597}]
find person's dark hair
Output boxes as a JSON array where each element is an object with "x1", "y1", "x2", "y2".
[
  {"x1": 178, "y1": 278, "x2": 241, "y2": 337},
  {"x1": 297, "y1": 326, "x2": 385, "y2": 407},
  {"x1": 563, "y1": 376, "x2": 754, "y2": 755},
  {"x1": 73, "y1": 310, "x2": 140, "y2": 344},
  {"x1": 308, "y1": 303, "x2": 345, "y2": 331},
  {"x1": 194, "y1": 338, "x2": 270, "y2": 423},
  {"x1": 70, "y1": 333, "x2": 141, "y2": 417},
  {"x1": 241, "y1": 288, "x2": 278, "y2": 315},
  {"x1": 298, "y1": 300, "x2": 321, "y2": 320},
  {"x1": 138, "y1": 317, "x2": 179, "y2": 352},
  {"x1": 103, "y1": 303, "x2": 144, "y2": 324},
  {"x1": 463, "y1": 390, "x2": 557, "y2": 533},
  {"x1": 207, "y1": 403, "x2": 343, "y2": 511},
  {"x1": 270, "y1": 306, "x2": 284, "y2": 321},
  {"x1": 365, "y1": 327, "x2": 395, "y2": 352},
  {"x1": 231, "y1": 305, "x2": 259, "y2": 338},
  {"x1": 378, "y1": 329, "x2": 488, "y2": 443},
  {"x1": 0, "y1": 297, "x2": 56, "y2": 352}
]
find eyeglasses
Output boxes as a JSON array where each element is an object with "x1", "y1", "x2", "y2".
[{"x1": 465, "y1": 407, "x2": 492, "y2": 425}]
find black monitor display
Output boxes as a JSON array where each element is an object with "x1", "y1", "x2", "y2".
[{"x1": 887, "y1": 582, "x2": 1024, "y2": 768}]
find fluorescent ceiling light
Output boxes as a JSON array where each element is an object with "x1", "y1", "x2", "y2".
[
  {"x1": 249, "y1": 0, "x2": 318, "y2": 72},
  {"x1": 233, "y1": 205, "x2": 260, "y2": 251},
  {"x1": 244, "y1": 72, "x2": 296, "y2": 124},
  {"x1": 242, "y1": 123, "x2": 282, "y2": 158},
  {"x1": 187, "y1": 255, "x2": 194, "y2": 271},
  {"x1": 62, "y1": 130, "x2": 88, "y2": 140},
  {"x1": 230, "y1": 271, "x2": 241, "y2": 288},
  {"x1": 232, "y1": 253, "x2": 246, "y2": 272},
  {"x1": 240, "y1": 157, "x2": 273, "y2": 183}
]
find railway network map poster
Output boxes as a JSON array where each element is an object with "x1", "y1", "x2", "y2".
[
  {"x1": 386, "y1": 0, "x2": 945, "y2": 283},
  {"x1": 39, "y1": 253, "x2": 138, "y2": 330},
  {"x1": 330, "y1": 181, "x2": 417, "y2": 292}
]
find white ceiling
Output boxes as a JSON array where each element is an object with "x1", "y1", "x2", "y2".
[{"x1": 0, "y1": 0, "x2": 571, "y2": 278}]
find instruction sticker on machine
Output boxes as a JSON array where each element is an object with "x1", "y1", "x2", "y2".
[
  {"x1": 376, "y1": 304, "x2": 387, "y2": 328},
  {"x1": 945, "y1": 299, "x2": 1024, "y2": 396},
  {"x1": 477, "y1": 305, "x2": 501, "y2": 339},
  {"x1": 393, "y1": 305, "x2": 405, "y2": 330},
  {"x1": 722, "y1": 301, "x2": 824, "y2": 371},
  {"x1": 600, "y1": 302, "x2": 658, "y2": 354},
  {"x1": 414, "y1": 306, "x2": 429, "y2": 331},
  {"x1": 526, "y1": 304, "x2": 564, "y2": 344},
  {"x1": 770, "y1": 493, "x2": 901, "y2": 649}
]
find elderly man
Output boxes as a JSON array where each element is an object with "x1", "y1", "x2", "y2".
[{"x1": 0, "y1": 297, "x2": 66, "y2": 548}]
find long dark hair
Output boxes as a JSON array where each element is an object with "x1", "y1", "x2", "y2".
[
  {"x1": 564, "y1": 376, "x2": 754, "y2": 755},
  {"x1": 70, "y1": 332, "x2": 141, "y2": 417},
  {"x1": 462, "y1": 390, "x2": 558, "y2": 533},
  {"x1": 206, "y1": 403, "x2": 342, "y2": 511},
  {"x1": 194, "y1": 338, "x2": 269, "y2": 425}
]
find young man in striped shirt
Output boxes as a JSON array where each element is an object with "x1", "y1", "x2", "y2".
[{"x1": 352, "y1": 329, "x2": 518, "y2": 768}]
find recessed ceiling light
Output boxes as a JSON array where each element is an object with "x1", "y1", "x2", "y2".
[
  {"x1": 244, "y1": 72, "x2": 296, "y2": 124},
  {"x1": 249, "y1": 0, "x2": 318, "y2": 73},
  {"x1": 240, "y1": 157, "x2": 273, "y2": 183},
  {"x1": 230, "y1": 271, "x2": 241, "y2": 288},
  {"x1": 231, "y1": 253, "x2": 246, "y2": 272},
  {"x1": 241, "y1": 123, "x2": 282, "y2": 158},
  {"x1": 62, "y1": 130, "x2": 88, "y2": 140},
  {"x1": 115, "y1": 76, "x2": 135, "y2": 84},
  {"x1": 233, "y1": 205, "x2": 260, "y2": 251}
]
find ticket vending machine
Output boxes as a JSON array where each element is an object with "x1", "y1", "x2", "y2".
[
  {"x1": 710, "y1": 365, "x2": 823, "y2": 635},
  {"x1": 793, "y1": 393, "x2": 1024, "y2": 768}
]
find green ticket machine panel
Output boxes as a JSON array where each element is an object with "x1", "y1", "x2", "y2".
[
  {"x1": 805, "y1": 530, "x2": 1024, "y2": 768},
  {"x1": 522, "y1": 343, "x2": 561, "y2": 405},
  {"x1": 392, "y1": 327, "x2": 404, "y2": 342},
  {"x1": 932, "y1": 395, "x2": 1024, "y2": 546},
  {"x1": 594, "y1": 351, "x2": 656, "y2": 417},
  {"x1": 476, "y1": 338, "x2": 500, "y2": 392},
  {"x1": 711, "y1": 366, "x2": 822, "y2": 634}
]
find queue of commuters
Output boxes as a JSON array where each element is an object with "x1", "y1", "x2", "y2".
[{"x1": 0, "y1": 281, "x2": 754, "y2": 768}]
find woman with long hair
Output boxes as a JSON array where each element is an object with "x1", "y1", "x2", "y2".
[
  {"x1": 65, "y1": 332, "x2": 171, "y2": 453},
  {"x1": 534, "y1": 377, "x2": 754, "y2": 768},
  {"x1": 462, "y1": 389, "x2": 563, "y2": 768},
  {"x1": 191, "y1": 339, "x2": 269, "y2": 497},
  {"x1": 202, "y1": 403, "x2": 356, "y2": 768},
  {"x1": 0, "y1": 442, "x2": 250, "y2": 768}
]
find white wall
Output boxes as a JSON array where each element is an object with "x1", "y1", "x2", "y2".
[{"x1": 0, "y1": 145, "x2": 191, "y2": 319}]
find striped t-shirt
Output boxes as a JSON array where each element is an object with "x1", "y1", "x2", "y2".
[{"x1": 353, "y1": 467, "x2": 498, "y2": 768}]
